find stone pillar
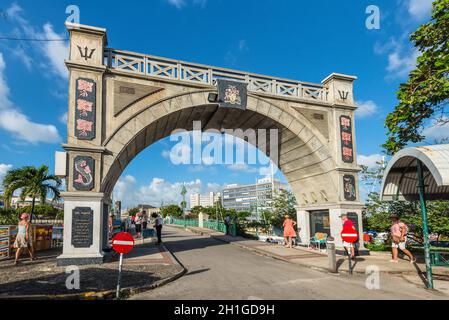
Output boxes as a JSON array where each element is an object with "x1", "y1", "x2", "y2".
[
  {"x1": 296, "y1": 209, "x2": 310, "y2": 245},
  {"x1": 198, "y1": 213, "x2": 204, "y2": 228},
  {"x1": 57, "y1": 192, "x2": 107, "y2": 266},
  {"x1": 329, "y1": 207, "x2": 367, "y2": 254}
]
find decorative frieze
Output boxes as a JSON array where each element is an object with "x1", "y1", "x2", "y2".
[
  {"x1": 343, "y1": 175, "x2": 357, "y2": 201},
  {"x1": 73, "y1": 156, "x2": 95, "y2": 191},
  {"x1": 218, "y1": 79, "x2": 248, "y2": 110},
  {"x1": 75, "y1": 78, "x2": 96, "y2": 140},
  {"x1": 340, "y1": 115, "x2": 354, "y2": 163}
]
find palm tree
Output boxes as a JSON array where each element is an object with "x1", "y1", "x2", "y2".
[{"x1": 2, "y1": 165, "x2": 62, "y2": 222}]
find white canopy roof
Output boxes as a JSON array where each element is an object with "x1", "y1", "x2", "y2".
[{"x1": 381, "y1": 145, "x2": 449, "y2": 201}]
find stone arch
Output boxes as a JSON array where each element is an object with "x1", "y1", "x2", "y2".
[
  {"x1": 56, "y1": 23, "x2": 365, "y2": 266},
  {"x1": 100, "y1": 90, "x2": 339, "y2": 206}
]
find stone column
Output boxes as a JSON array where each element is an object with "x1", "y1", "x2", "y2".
[
  {"x1": 329, "y1": 207, "x2": 367, "y2": 254},
  {"x1": 296, "y1": 209, "x2": 310, "y2": 245},
  {"x1": 198, "y1": 212, "x2": 204, "y2": 228},
  {"x1": 56, "y1": 23, "x2": 109, "y2": 266}
]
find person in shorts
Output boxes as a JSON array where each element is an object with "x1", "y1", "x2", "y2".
[
  {"x1": 390, "y1": 214, "x2": 416, "y2": 263},
  {"x1": 141, "y1": 210, "x2": 148, "y2": 231},
  {"x1": 14, "y1": 213, "x2": 37, "y2": 265},
  {"x1": 340, "y1": 214, "x2": 356, "y2": 260}
]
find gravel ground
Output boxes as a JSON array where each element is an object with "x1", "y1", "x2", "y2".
[{"x1": 0, "y1": 249, "x2": 183, "y2": 297}]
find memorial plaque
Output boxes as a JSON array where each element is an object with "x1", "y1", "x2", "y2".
[
  {"x1": 72, "y1": 207, "x2": 94, "y2": 248},
  {"x1": 217, "y1": 79, "x2": 248, "y2": 110}
]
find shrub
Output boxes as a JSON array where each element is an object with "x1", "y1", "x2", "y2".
[{"x1": 0, "y1": 208, "x2": 18, "y2": 225}]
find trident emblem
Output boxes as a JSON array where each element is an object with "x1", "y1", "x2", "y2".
[
  {"x1": 338, "y1": 90, "x2": 349, "y2": 100},
  {"x1": 77, "y1": 46, "x2": 96, "y2": 61}
]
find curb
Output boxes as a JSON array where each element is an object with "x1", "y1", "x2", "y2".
[{"x1": 0, "y1": 243, "x2": 187, "y2": 301}]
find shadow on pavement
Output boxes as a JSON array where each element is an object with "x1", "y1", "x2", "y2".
[{"x1": 0, "y1": 268, "x2": 160, "y2": 296}]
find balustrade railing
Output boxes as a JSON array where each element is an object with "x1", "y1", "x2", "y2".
[{"x1": 105, "y1": 49, "x2": 328, "y2": 102}]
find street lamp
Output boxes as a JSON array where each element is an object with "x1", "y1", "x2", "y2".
[{"x1": 181, "y1": 184, "x2": 187, "y2": 229}]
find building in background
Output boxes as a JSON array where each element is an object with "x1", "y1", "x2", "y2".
[
  {"x1": 137, "y1": 204, "x2": 160, "y2": 217},
  {"x1": 189, "y1": 192, "x2": 221, "y2": 209},
  {"x1": 9, "y1": 196, "x2": 63, "y2": 210},
  {"x1": 222, "y1": 177, "x2": 288, "y2": 220}
]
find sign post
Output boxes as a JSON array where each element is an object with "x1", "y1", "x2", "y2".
[
  {"x1": 341, "y1": 228, "x2": 358, "y2": 275},
  {"x1": 112, "y1": 232, "x2": 135, "y2": 299}
]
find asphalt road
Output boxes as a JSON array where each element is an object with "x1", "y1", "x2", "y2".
[{"x1": 132, "y1": 226, "x2": 446, "y2": 300}]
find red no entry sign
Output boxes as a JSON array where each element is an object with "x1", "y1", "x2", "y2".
[
  {"x1": 341, "y1": 227, "x2": 359, "y2": 243},
  {"x1": 112, "y1": 232, "x2": 135, "y2": 254}
]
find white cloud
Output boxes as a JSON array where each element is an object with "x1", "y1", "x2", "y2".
[
  {"x1": 358, "y1": 154, "x2": 384, "y2": 169},
  {"x1": 113, "y1": 175, "x2": 224, "y2": 209},
  {"x1": 387, "y1": 49, "x2": 420, "y2": 78},
  {"x1": 355, "y1": 100, "x2": 379, "y2": 118},
  {"x1": 41, "y1": 23, "x2": 69, "y2": 79},
  {"x1": 167, "y1": 0, "x2": 186, "y2": 9},
  {"x1": 0, "y1": 52, "x2": 62, "y2": 144},
  {"x1": 407, "y1": 0, "x2": 433, "y2": 21},
  {"x1": 166, "y1": 0, "x2": 207, "y2": 9},
  {"x1": 0, "y1": 164, "x2": 13, "y2": 185},
  {"x1": 59, "y1": 112, "x2": 68, "y2": 124},
  {"x1": 6, "y1": 3, "x2": 68, "y2": 79},
  {"x1": 423, "y1": 117, "x2": 449, "y2": 142},
  {"x1": 227, "y1": 164, "x2": 259, "y2": 173}
]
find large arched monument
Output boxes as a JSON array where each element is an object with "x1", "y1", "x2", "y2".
[{"x1": 55, "y1": 23, "x2": 364, "y2": 265}]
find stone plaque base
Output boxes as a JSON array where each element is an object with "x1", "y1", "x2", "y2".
[{"x1": 56, "y1": 253, "x2": 107, "y2": 267}]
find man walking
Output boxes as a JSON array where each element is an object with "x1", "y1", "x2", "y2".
[
  {"x1": 154, "y1": 214, "x2": 164, "y2": 245},
  {"x1": 224, "y1": 214, "x2": 232, "y2": 235},
  {"x1": 390, "y1": 214, "x2": 416, "y2": 263},
  {"x1": 340, "y1": 214, "x2": 356, "y2": 260}
]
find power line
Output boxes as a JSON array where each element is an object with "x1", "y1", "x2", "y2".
[{"x1": 0, "y1": 36, "x2": 69, "y2": 42}]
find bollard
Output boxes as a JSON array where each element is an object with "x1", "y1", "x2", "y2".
[{"x1": 327, "y1": 237, "x2": 337, "y2": 273}]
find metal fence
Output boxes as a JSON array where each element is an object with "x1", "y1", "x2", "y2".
[{"x1": 166, "y1": 218, "x2": 236, "y2": 236}]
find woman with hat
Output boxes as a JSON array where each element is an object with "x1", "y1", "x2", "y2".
[
  {"x1": 13, "y1": 213, "x2": 37, "y2": 265},
  {"x1": 283, "y1": 215, "x2": 297, "y2": 248}
]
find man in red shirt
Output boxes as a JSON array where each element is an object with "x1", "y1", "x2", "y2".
[{"x1": 340, "y1": 214, "x2": 356, "y2": 259}]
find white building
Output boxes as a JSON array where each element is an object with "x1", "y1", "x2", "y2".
[
  {"x1": 222, "y1": 177, "x2": 288, "y2": 219},
  {"x1": 189, "y1": 192, "x2": 221, "y2": 209}
]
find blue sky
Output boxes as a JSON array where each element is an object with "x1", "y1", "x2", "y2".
[{"x1": 0, "y1": 0, "x2": 440, "y2": 208}]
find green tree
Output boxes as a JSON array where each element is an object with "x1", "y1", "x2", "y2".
[
  {"x1": 161, "y1": 204, "x2": 183, "y2": 218},
  {"x1": 191, "y1": 206, "x2": 204, "y2": 216},
  {"x1": 2, "y1": 165, "x2": 62, "y2": 222},
  {"x1": 127, "y1": 207, "x2": 140, "y2": 217},
  {"x1": 270, "y1": 190, "x2": 297, "y2": 228},
  {"x1": 16, "y1": 204, "x2": 62, "y2": 219},
  {"x1": 0, "y1": 208, "x2": 18, "y2": 225},
  {"x1": 384, "y1": 0, "x2": 449, "y2": 154}
]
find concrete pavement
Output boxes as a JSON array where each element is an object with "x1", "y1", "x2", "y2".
[
  {"x1": 131, "y1": 226, "x2": 449, "y2": 300},
  {"x1": 181, "y1": 225, "x2": 449, "y2": 277}
]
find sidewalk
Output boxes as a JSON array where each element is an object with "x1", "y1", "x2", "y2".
[
  {"x1": 0, "y1": 237, "x2": 185, "y2": 299},
  {"x1": 169, "y1": 225, "x2": 449, "y2": 291}
]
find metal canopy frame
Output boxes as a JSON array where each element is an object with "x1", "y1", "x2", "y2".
[{"x1": 380, "y1": 145, "x2": 449, "y2": 289}]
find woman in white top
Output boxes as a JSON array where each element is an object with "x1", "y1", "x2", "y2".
[{"x1": 14, "y1": 213, "x2": 36, "y2": 265}]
